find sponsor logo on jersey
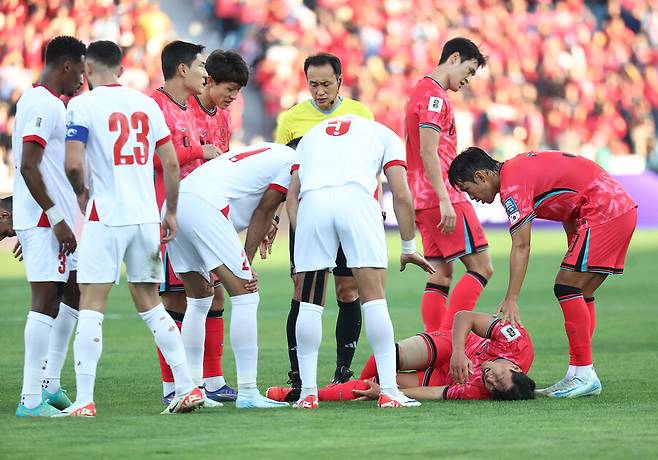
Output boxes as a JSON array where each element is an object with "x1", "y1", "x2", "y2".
[
  {"x1": 35, "y1": 117, "x2": 42, "y2": 127},
  {"x1": 428, "y1": 96, "x2": 443, "y2": 113},
  {"x1": 503, "y1": 197, "x2": 521, "y2": 224}
]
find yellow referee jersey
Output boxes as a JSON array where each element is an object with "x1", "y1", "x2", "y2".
[{"x1": 275, "y1": 97, "x2": 374, "y2": 145}]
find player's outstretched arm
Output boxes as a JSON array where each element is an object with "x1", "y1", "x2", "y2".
[
  {"x1": 496, "y1": 222, "x2": 532, "y2": 326},
  {"x1": 286, "y1": 170, "x2": 300, "y2": 231},
  {"x1": 244, "y1": 188, "x2": 286, "y2": 264},
  {"x1": 419, "y1": 128, "x2": 455, "y2": 233},
  {"x1": 155, "y1": 140, "x2": 180, "y2": 243},
  {"x1": 400, "y1": 386, "x2": 448, "y2": 400}
]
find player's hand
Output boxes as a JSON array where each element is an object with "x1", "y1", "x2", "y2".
[
  {"x1": 400, "y1": 252, "x2": 436, "y2": 274},
  {"x1": 13, "y1": 241, "x2": 23, "y2": 261},
  {"x1": 259, "y1": 220, "x2": 279, "y2": 259},
  {"x1": 201, "y1": 144, "x2": 220, "y2": 160},
  {"x1": 77, "y1": 188, "x2": 89, "y2": 214},
  {"x1": 161, "y1": 212, "x2": 177, "y2": 244},
  {"x1": 245, "y1": 268, "x2": 258, "y2": 292},
  {"x1": 450, "y1": 351, "x2": 474, "y2": 384},
  {"x1": 53, "y1": 221, "x2": 77, "y2": 256},
  {"x1": 352, "y1": 380, "x2": 381, "y2": 401},
  {"x1": 495, "y1": 298, "x2": 522, "y2": 327},
  {"x1": 438, "y1": 199, "x2": 456, "y2": 234}
]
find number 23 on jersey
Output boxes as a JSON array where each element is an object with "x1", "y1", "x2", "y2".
[{"x1": 109, "y1": 112, "x2": 150, "y2": 166}]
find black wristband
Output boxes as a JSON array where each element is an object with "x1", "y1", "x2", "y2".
[
  {"x1": 381, "y1": 211, "x2": 387, "y2": 222},
  {"x1": 273, "y1": 215, "x2": 280, "y2": 224}
]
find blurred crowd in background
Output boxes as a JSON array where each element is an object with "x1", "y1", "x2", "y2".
[{"x1": 1, "y1": 0, "x2": 658, "y2": 191}]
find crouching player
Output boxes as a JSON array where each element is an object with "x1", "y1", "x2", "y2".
[
  {"x1": 288, "y1": 115, "x2": 435, "y2": 409},
  {"x1": 165, "y1": 142, "x2": 295, "y2": 408},
  {"x1": 448, "y1": 148, "x2": 637, "y2": 398}
]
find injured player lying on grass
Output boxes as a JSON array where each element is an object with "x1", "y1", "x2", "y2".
[{"x1": 267, "y1": 311, "x2": 536, "y2": 401}]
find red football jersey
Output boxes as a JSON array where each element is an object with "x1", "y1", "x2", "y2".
[
  {"x1": 151, "y1": 88, "x2": 204, "y2": 206},
  {"x1": 444, "y1": 319, "x2": 534, "y2": 400},
  {"x1": 405, "y1": 76, "x2": 466, "y2": 209},
  {"x1": 187, "y1": 95, "x2": 231, "y2": 153},
  {"x1": 499, "y1": 151, "x2": 637, "y2": 234}
]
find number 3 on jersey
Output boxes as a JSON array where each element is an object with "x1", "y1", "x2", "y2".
[{"x1": 109, "y1": 112, "x2": 150, "y2": 166}]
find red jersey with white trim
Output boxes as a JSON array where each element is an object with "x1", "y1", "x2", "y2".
[
  {"x1": 12, "y1": 85, "x2": 77, "y2": 230},
  {"x1": 66, "y1": 85, "x2": 171, "y2": 226},
  {"x1": 405, "y1": 76, "x2": 466, "y2": 209},
  {"x1": 179, "y1": 142, "x2": 295, "y2": 232},
  {"x1": 293, "y1": 115, "x2": 406, "y2": 198},
  {"x1": 187, "y1": 95, "x2": 231, "y2": 153},
  {"x1": 499, "y1": 151, "x2": 637, "y2": 235},
  {"x1": 151, "y1": 88, "x2": 204, "y2": 206},
  {"x1": 444, "y1": 319, "x2": 534, "y2": 400}
]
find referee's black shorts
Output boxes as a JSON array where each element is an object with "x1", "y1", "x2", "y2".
[{"x1": 289, "y1": 226, "x2": 353, "y2": 277}]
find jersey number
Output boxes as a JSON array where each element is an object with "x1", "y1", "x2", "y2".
[
  {"x1": 229, "y1": 147, "x2": 270, "y2": 162},
  {"x1": 325, "y1": 120, "x2": 351, "y2": 137},
  {"x1": 109, "y1": 112, "x2": 150, "y2": 166}
]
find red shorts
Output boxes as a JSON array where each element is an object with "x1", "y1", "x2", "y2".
[
  {"x1": 414, "y1": 331, "x2": 452, "y2": 386},
  {"x1": 415, "y1": 201, "x2": 488, "y2": 262},
  {"x1": 561, "y1": 208, "x2": 637, "y2": 275},
  {"x1": 160, "y1": 245, "x2": 222, "y2": 293}
]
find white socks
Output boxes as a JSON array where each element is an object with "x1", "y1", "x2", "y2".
[
  {"x1": 43, "y1": 302, "x2": 78, "y2": 393},
  {"x1": 204, "y1": 376, "x2": 226, "y2": 392},
  {"x1": 181, "y1": 296, "x2": 213, "y2": 385},
  {"x1": 229, "y1": 293, "x2": 259, "y2": 393},
  {"x1": 566, "y1": 364, "x2": 596, "y2": 380},
  {"x1": 140, "y1": 304, "x2": 194, "y2": 395},
  {"x1": 73, "y1": 310, "x2": 104, "y2": 405},
  {"x1": 362, "y1": 299, "x2": 398, "y2": 395},
  {"x1": 296, "y1": 302, "x2": 323, "y2": 398},
  {"x1": 21, "y1": 311, "x2": 54, "y2": 409}
]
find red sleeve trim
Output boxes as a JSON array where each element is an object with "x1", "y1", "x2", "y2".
[
  {"x1": 155, "y1": 134, "x2": 172, "y2": 148},
  {"x1": 383, "y1": 159, "x2": 407, "y2": 171},
  {"x1": 290, "y1": 164, "x2": 300, "y2": 174},
  {"x1": 23, "y1": 135, "x2": 47, "y2": 148},
  {"x1": 269, "y1": 183, "x2": 288, "y2": 194}
]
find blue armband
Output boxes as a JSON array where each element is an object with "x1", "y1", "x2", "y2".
[{"x1": 66, "y1": 124, "x2": 89, "y2": 143}]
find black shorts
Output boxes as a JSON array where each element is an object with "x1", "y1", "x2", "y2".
[{"x1": 289, "y1": 226, "x2": 353, "y2": 277}]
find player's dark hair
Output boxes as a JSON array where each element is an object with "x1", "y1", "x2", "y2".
[
  {"x1": 490, "y1": 372, "x2": 536, "y2": 401},
  {"x1": 0, "y1": 195, "x2": 12, "y2": 214},
  {"x1": 286, "y1": 137, "x2": 302, "y2": 150},
  {"x1": 161, "y1": 40, "x2": 205, "y2": 80},
  {"x1": 447, "y1": 146, "x2": 502, "y2": 189},
  {"x1": 44, "y1": 36, "x2": 86, "y2": 66},
  {"x1": 86, "y1": 41, "x2": 122, "y2": 68},
  {"x1": 205, "y1": 50, "x2": 249, "y2": 87},
  {"x1": 304, "y1": 53, "x2": 342, "y2": 78},
  {"x1": 439, "y1": 37, "x2": 486, "y2": 68}
]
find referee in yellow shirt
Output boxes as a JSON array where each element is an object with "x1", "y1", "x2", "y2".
[{"x1": 277, "y1": 53, "x2": 373, "y2": 402}]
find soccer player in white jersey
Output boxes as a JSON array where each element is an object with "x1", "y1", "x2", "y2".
[
  {"x1": 59, "y1": 41, "x2": 202, "y2": 417},
  {"x1": 12, "y1": 36, "x2": 86, "y2": 417},
  {"x1": 166, "y1": 142, "x2": 295, "y2": 408},
  {"x1": 288, "y1": 115, "x2": 435, "y2": 409}
]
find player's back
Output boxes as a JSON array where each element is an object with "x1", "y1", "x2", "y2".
[
  {"x1": 296, "y1": 115, "x2": 404, "y2": 197},
  {"x1": 67, "y1": 85, "x2": 171, "y2": 226}
]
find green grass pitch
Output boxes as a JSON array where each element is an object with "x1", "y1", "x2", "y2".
[{"x1": 1, "y1": 229, "x2": 657, "y2": 459}]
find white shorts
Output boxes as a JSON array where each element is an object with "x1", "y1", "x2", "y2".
[
  {"x1": 166, "y1": 193, "x2": 252, "y2": 282},
  {"x1": 294, "y1": 185, "x2": 387, "y2": 272},
  {"x1": 16, "y1": 227, "x2": 78, "y2": 282},
  {"x1": 77, "y1": 221, "x2": 163, "y2": 284}
]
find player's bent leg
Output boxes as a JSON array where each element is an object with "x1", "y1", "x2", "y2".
[
  {"x1": 203, "y1": 285, "x2": 236, "y2": 402},
  {"x1": 421, "y1": 261, "x2": 453, "y2": 332},
  {"x1": 333, "y1": 274, "x2": 361, "y2": 383},
  {"x1": 397, "y1": 335, "x2": 432, "y2": 371}
]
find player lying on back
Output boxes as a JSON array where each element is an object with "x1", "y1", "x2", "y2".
[
  {"x1": 267, "y1": 311, "x2": 535, "y2": 402},
  {"x1": 165, "y1": 142, "x2": 296, "y2": 408},
  {"x1": 448, "y1": 148, "x2": 637, "y2": 398}
]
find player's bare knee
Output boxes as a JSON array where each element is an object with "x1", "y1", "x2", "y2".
[
  {"x1": 30, "y1": 282, "x2": 63, "y2": 316},
  {"x1": 161, "y1": 290, "x2": 187, "y2": 313},
  {"x1": 335, "y1": 277, "x2": 359, "y2": 303}
]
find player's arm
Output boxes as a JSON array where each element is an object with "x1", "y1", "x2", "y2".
[
  {"x1": 65, "y1": 139, "x2": 88, "y2": 213},
  {"x1": 400, "y1": 386, "x2": 447, "y2": 400},
  {"x1": 449, "y1": 311, "x2": 499, "y2": 384},
  {"x1": 22, "y1": 141, "x2": 76, "y2": 255},
  {"x1": 286, "y1": 168, "x2": 300, "y2": 231},
  {"x1": 384, "y1": 164, "x2": 434, "y2": 274},
  {"x1": 155, "y1": 140, "x2": 180, "y2": 243},
  {"x1": 244, "y1": 188, "x2": 286, "y2": 264},
  {"x1": 497, "y1": 222, "x2": 532, "y2": 326},
  {"x1": 419, "y1": 128, "x2": 455, "y2": 233}
]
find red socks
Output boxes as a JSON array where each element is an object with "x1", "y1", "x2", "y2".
[
  {"x1": 203, "y1": 315, "x2": 224, "y2": 378},
  {"x1": 421, "y1": 283, "x2": 449, "y2": 332},
  {"x1": 359, "y1": 354, "x2": 378, "y2": 380},
  {"x1": 555, "y1": 284, "x2": 592, "y2": 366},
  {"x1": 439, "y1": 271, "x2": 488, "y2": 330},
  {"x1": 585, "y1": 297, "x2": 596, "y2": 338},
  {"x1": 318, "y1": 380, "x2": 371, "y2": 401}
]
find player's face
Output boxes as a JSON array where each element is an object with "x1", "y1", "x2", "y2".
[
  {"x1": 183, "y1": 54, "x2": 208, "y2": 96},
  {"x1": 62, "y1": 58, "x2": 85, "y2": 97},
  {"x1": 306, "y1": 64, "x2": 341, "y2": 110},
  {"x1": 0, "y1": 208, "x2": 15, "y2": 240},
  {"x1": 457, "y1": 170, "x2": 498, "y2": 204},
  {"x1": 208, "y1": 80, "x2": 241, "y2": 109},
  {"x1": 448, "y1": 56, "x2": 479, "y2": 92},
  {"x1": 481, "y1": 360, "x2": 522, "y2": 392}
]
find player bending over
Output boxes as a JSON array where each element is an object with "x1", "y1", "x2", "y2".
[{"x1": 448, "y1": 148, "x2": 637, "y2": 398}]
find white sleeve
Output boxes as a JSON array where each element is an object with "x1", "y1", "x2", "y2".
[
  {"x1": 381, "y1": 127, "x2": 406, "y2": 171},
  {"x1": 21, "y1": 99, "x2": 59, "y2": 148}
]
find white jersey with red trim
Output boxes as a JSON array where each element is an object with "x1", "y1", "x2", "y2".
[
  {"x1": 294, "y1": 115, "x2": 406, "y2": 197},
  {"x1": 179, "y1": 142, "x2": 295, "y2": 232},
  {"x1": 66, "y1": 85, "x2": 171, "y2": 226},
  {"x1": 12, "y1": 85, "x2": 77, "y2": 230}
]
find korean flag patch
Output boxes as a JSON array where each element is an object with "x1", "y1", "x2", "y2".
[
  {"x1": 428, "y1": 96, "x2": 443, "y2": 113},
  {"x1": 503, "y1": 197, "x2": 521, "y2": 224}
]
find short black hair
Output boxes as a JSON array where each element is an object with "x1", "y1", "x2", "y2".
[
  {"x1": 286, "y1": 137, "x2": 302, "y2": 150},
  {"x1": 205, "y1": 50, "x2": 249, "y2": 87},
  {"x1": 0, "y1": 195, "x2": 12, "y2": 214},
  {"x1": 161, "y1": 40, "x2": 205, "y2": 81},
  {"x1": 86, "y1": 40, "x2": 122, "y2": 68},
  {"x1": 44, "y1": 36, "x2": 86, "y2": 66},
  {"x1": 439, "y1": 37, "x2": 486, "y2": 68},
  {"x1": 448, "y1": 146, "x2": 502, "y2": 189},
  {"x1": 490, "y1": 372, "x2": 536, "y2": 401},
  {"x1": 304, "y1": 53, "x2": 342, "y2": 78}
]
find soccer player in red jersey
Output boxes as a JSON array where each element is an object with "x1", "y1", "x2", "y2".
[
  {"x1": 404, "y1": 38, "x2": 492, "y2": 335},
  {"x1": 151, "y1": 41, "x2": 226, "y2": 406},
  {"x1": 448, "y1": 148, "x2": 638, "y2": 398}
]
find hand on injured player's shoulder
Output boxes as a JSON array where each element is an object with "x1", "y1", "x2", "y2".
[
  {"x1": 400, "y1": 252, "x2": 436, "y2": 274},
  {"x1": 352, "y1": 379, "x2": 380, "y2": 401},
  {"x1": 450, "y1": 351, "x2": 474, "y2": 384},
  {"x1": 495, "y1": 298, "x2": 522, "y2": 327}
]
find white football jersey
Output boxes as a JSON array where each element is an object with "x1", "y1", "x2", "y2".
[
  {"x1": 294, "y1": 115, "x2": 406, "y2": 197},
  {"x1": 12, "y1": 85, "x2": 77, "y2": 230},
  {"x1": 66, "y1": 85, "x2": 171, "y2": 226},
  {"x1": 180, "y1": 142, "x2": 295, "y2": 232}
]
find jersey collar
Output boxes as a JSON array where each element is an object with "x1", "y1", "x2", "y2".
[
  {"x1": 194, "y1": 94, "x2": 217, "y2": 116},
  {"x1": 157, "y1": 87, "x2": 187, "y2": 110},
  {"x1": 310, "y1": 95, "x2": 343, "y2": 115},
  {"x1": 424, "y1": 75, "x2": 447, "y2": 91},
  {"x1": 33, "y1": 84, "x2": 59, "y2": 97}
]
